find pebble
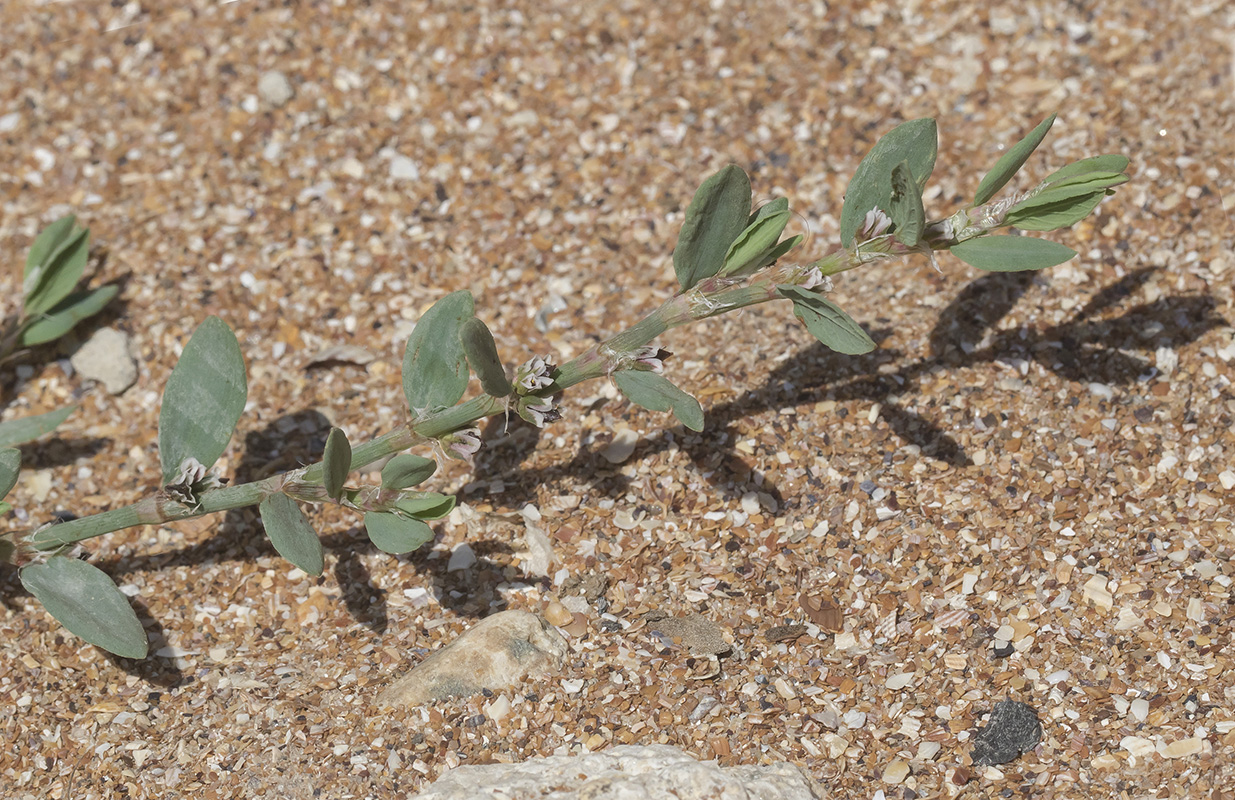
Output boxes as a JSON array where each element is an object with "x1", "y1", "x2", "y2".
[
  {"x1": 389, "y1": 153, "x2": 420, "y2": 181},
  {"x1": 447, "y1": 542, "x2": 476, "y2": 572},
  {"x1": 0, "y1": 111, "x2": 20, "y2": 132},
  {"x1": 376, "y1": 610, "x2": 568, "y2": 707},
  {"x1": 543, "y1": 600, "x2": 573, "y2": 627},
  {"x1": 969, "y1": 699, "x2": 1042, "y2": 766},
  {"x1": 1219, "y1": 470, "x2": 1235, "y2": 491},
  {"x1": 1160, "y1": 737, "x2": 1203, "y2": 758},
  {"x1": 70, "y1": 328, "x2": 138, "y2": 395},
  {"x1": 602, "y1": 427, "x2": 639, "y2": 463},
  {"x1": 882, "y1": 759, "x2": 909, "y2": 785},
  {"x1": 258, "y1": 70, "x2": 294, "y2": 107}
]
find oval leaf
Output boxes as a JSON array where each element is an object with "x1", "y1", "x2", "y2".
[
  {"x1": 403, "y1": 291, "x2": 474, "y2": 415},
  {"x1": 1044, "y1": 154, "x2": 1129, "y2": 186},
  {"x1": 840, "y1": 119, "x2": 937, "y2": 247},
  {"x1": 381, "y1": 453, "x2": 437, "y2": 490},
  {"x1": 25, "y1": 216, "x2": 79, "y2": 287},
  {"x1": 973, "y1": 114, "x2": 1056, "y2": 206},
  {"x1": 949, "y1": 236, "x2": 1076, "y2": 272},
  {"x1": 20, "y1": 285, "x2": 119, "y2": 346},
  {"x1": 0, "y1": 448, "x2": 20, "y2": 499},
  {"x1": 777, "y1": 285, "x2": 877, "y2": 355},
  {"x1": 674, "y1": 165, "x2": 752, "y2": 291},
  {"x1": 322, "y1": 427, "x2": 352, "y2": 501},
  {"x1": 613, "y1": 370, "x2": 705, "y2": 432},
  {"x1": 889, "y1": 161, "x2": 926, "y2": 247},
  {"x1": 259, "y1": 493, "x2": 324, "y2": 575},
  {"x1": 393, "y1": 491, "x2": 456, "y2": 520},
  {"x1": 0, "y1": 404, "x2": 76, "y2": 448},
  {"x1": 25, "y1": 223, "x2": 91, "y2": 316},
  {"x1": 158, "y1": 316, "x2": 248, "y2": 484},
  {"x1": 364, "y1": 511, "x2": 435, "y2": 555},
  {"x1": 460, "y1": 317, "x2": 511, "y2": 397},
  {"x1": 20, "y1": 556, "x2": 148, "y2": 659}
]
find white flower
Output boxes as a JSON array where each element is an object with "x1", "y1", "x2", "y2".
[
  {"x1": 164, "y1": 457, "x2": 225, "y2": 506},
  {"x1": 800, "y1": 267, "x2": 834, "y2": 293},
  {"x1": 857, "y1": 207, "x2": 893, "y2": 240},
  {"x1": 515, "y1": 356, "x2": 556, "y2": 394},
  {"x1": 632, "y1": 346, "x2": 668, "y2": 374}
]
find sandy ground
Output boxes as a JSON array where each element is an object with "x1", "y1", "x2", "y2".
[{"x1": 2, "y1": 0, "x2": 1233, "y2": 797}]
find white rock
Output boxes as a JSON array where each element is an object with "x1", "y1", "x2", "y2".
[
  {"x1": 602, "y1": 427, "x2": 639, "y2": 463},
  {"x1": 389, "y1": 153, "x2": 420, "y2": 181},
  {"x1": 70, "y1": 327, "x2": 138, "y2": 394},
  {"x1": 0, "y1": 111, "x2": 21, "y2": 132},
  {"x1": 447, "y1": 542, "x2": 476, "y2": 572},
  {"x1": 258, "y1": 70, "x2": 294, "y2": 106},
  {"x1": 376, "y1": 610, "x2": 567, "y2": 708},
  {"x1": 412, "y1": 744, "x2": 823, "y2": 799}
]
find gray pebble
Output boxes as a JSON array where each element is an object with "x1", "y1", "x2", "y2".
[
  {"x1": 258, "y1": 70, "x2": 294, "y2": 107},
  {"x1": 970, "y1": 699, "x2": 1042, "y2": 766}
]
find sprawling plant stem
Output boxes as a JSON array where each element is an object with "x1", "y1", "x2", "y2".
[{"x1": 28, "y1": 236, "x2": 904, "y2": 554}]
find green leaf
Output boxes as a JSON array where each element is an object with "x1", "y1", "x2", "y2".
[
  {"x1": 949, "y1": 235, "x2": 1077, "y2": 272},
  {"x1": 0, "y1": 448, "x2": 20, "y2": 499},
  {"x1": 24, "y1": 218, "x2": 91, "y2": 316},
  {"x1": 674, "y1": 165, "x2": 752, "y2": 291},
  {"x1": 1004, "y1": 190, "x2": 1108, "y2": 232},
  {"x1": 158, "y1": 316, "x2": 248, "y2": 484},
  {"x1": 381, "y1": 453, "x2": 437, "y2": 490},
  {"x1": 777, "y1": 285, "x2": 877, "y2": 355},
  {"x1": 720, "y1": 206, "x2": 792, "y2": 277},
  {"x1": 889, "y1": 161, "x2": 926, "y2": 247},
  {"x1": 1043, "y1": 154, "x2": 1129, "y2": 186},
  {"x1": 402, "y1": 291, "x2": 474, "y2": 415},
  {"x1": 258, "y1": 493, "x2": 324, "y2": 576},
  {"x1": 0, "y1": 502, "x2": 11, "y2": 517},
  {"x1": 460, "y1": 317, "x2": 511, "y2": 397},
  {"x1": 392, "y1": 492, "x2": 456, "y2": 520},
  {"x1": 20, "y1": 285, "x2": 119, "y2": 346},
  {"x1": 364, "y1": 511, "x2": 435, "y2": 555},
  {"x1": 840, "y1": 119, "x2": 937, "y2": 247},
  {"x1": 20, "y1": 556, "x2": 148, "y2": 659},
  {"x1": 613, "y1": 370, "x2": 705, "y2": 432},
  {"x1": 0, "y1": 405, "x2": 76, "y2": 448},
  {"x1": 756, "y1": 234, "x2": 804, "y2": 269},
  {"x1": 973, "y1": 114, "x2": 1056, "y2": 206},
  {"x1": 322, "y1": 427, "x2": 351, "y2": 501}
]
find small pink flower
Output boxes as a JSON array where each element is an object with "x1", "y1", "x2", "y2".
[
  {"x1": 518, "y1": 396, "x2": 561, "y2": 428},
  {"x1": 632, "y1": 346, "x2": 670, "y2": 374},
  {"x1": 800, "y1": 267, "x2": 834, "y2": 293},
  {"x1": 445, "y1": 428, "x2": 482, "y2": 459}
]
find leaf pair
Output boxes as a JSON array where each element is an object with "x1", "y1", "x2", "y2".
[
  {"x1": 366, "y1": 455, "x2": 454, "y2": 555},
  {"x1": 19, "y1": 216, "x2": 117, "y2": 348},
  {"x1": 403, "y1": 291, "x2": 511, "y2": 416},
  {"x1": 952, "y1": 114, "x2": 1129, "y2": 272},
  {"x1": 719, "y1": 198, "x2": 803, "y2": 278}
]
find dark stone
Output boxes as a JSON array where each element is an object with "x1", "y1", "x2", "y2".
[{"x1": 970, "y1": 699, "x2": 1042, "y2": 766}]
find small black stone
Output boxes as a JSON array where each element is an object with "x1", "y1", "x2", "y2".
[
  {"x1": 970, "y1": 699, "x2": 1042, "y2": 766},
  {"x1": 992, "y1": 640, "x2": 1015, "y2": 658}
]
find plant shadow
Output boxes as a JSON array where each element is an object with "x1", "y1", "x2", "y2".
[{"x1": 477, "y1": 267, "x2": 1224, "y2": 508}]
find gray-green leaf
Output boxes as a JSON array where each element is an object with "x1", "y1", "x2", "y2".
[
  {"x1": 777, "y1": 284, "x2": 876, "y2": 355},
  {"x1": 381, "y1": 453, "x2": 437, "y2": 490},
  {"x1": 0, "y1": 448, "x2": 20, "y2": 499},
  {"x1": 24, "y1": 218, "x2": 91, "y2": 317},
  {"x1": 1043, "y1": 154, "x2": 1129, "y2": 186},
  {"x1": 949, "y1": 235, "x2": 1077, "y2": 272},
  {"x1": 364, "y1": 511, "x2": 435, "y2": 555},
  {"x1": 20, "y1": 285, "x2": 119, "y2": 346},
  {"x1": 972, "y1": 114, "x2": 1056, "y2": 206},
  {"x1": 259, "y1": 493, "x2": 324, "y2": 576},
  {"x1": 20, "y1": 556, "x2": 148, "y2": 659},
  {"x1": 158, "y1": 316, "x2": 248, "y2": 484},
  {"x1": 889, "y1": 161, "x2": 926, "y2": 247},
  {"x1": 674, "y1": 165, "x2": 752, "y2": 291},
  {"x1": 1003, "y1": 190, "x2": 1108, "y2": 232},
  {"x1": 0, "y1": 405, "x2": 76, "y2": 448},
  {"x1": 392, "y1": 491, "x2": 456, "y2": 520},
  {"x1": 403, "y1": 291, "x2": 474, "y2": 415},
  {"x1": 840, "y1": 119, "x2": 937, "y2": 247},
  {"x1": 460, "y1": 317, "x2": 511, "y2": 397},
  {"x1": 613, "y1": 370, "x2": 704, "y2": 432},
  {"x1": 720, "y1": 203, "x2": 793, "y2": 277},
  {"x1": 322, "y1": 427, "x2": 351, "y2": 501}
]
